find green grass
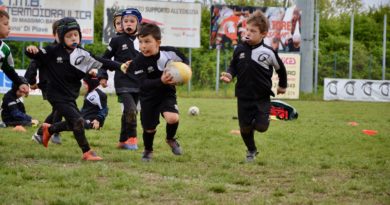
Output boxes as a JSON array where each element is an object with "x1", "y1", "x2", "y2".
[{"x1": 1, "y1": 94, "x2": 389, "y2": 204}]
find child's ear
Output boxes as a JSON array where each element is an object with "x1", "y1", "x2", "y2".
[
  {"x1": 157, "y1": 40, "x2": 162, "y2": 46},
  {"x1": 261, "y1": 31, "x2": 268, "y2": 37}
]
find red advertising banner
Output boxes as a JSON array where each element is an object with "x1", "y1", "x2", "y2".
[{"x1": 210, "y1": 5, "x2": 301, "y2": 52}]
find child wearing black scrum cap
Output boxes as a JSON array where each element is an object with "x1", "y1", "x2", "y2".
[
  {"x1": 102, "y1": 8, "x2": 142, "y2": 150},
  {"x1": 1, "y1": 76, "x2": 39, "y2": 127},
  {"x1": 25, "y1": 17, "x2": 128, "y2": 161},
  {"x1": 80, "y1": 69, "x2": 109, "y2": 130}
]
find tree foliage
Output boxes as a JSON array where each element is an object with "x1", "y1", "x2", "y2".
[{"x1": 5, "y1": 0, "x2": 389, "y2": 89}]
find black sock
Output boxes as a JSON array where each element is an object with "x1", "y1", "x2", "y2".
[
  {"x1": 143, "y1": 130, "x2": 156, "y2": 151},
  {"x1": 240, "y1": 129, "x2": 257, "y2": 151},
  {"x1": 166, "y1": 122, "x2": 179, "y2": 140}
]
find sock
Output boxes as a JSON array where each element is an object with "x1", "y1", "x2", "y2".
[
  {"x1": 166, "y1": 122, "x2": 179, "y2": 140},
  {"x1": 143, "y1": 130, "x2": 156, "y2": 151},
  {"x1": 240, "y1": 129, "x2": 257, "y2": 151}
]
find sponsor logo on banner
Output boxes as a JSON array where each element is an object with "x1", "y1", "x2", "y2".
[
  {"x1": 3, "y1": 0, "x2": 94, "y2": 43},
  {"x1": 271, "y1": 53, "x2": 300, "y2": 99},
  {"x1": 324, "y1": 78, "x2": 390, "y2": 102},
  {"x1": 103, "y1": 0, "x2": 201, "y2": 48}
]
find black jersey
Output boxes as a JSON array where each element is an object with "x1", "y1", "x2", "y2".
[
  {"x1": 80, "y1": 88, "x2": 108, "y2": 127},
  {"x1": 227, "y1": 41, "x2": 287, "y2": 100},
  {"x1": 131, "y1": 46, "x2": 188, "y2": 101},
  {"x1": 102, "y1": 33, "x2": 140, "y2": 94},
  {"x1": 1, "y1": 90, "x2": 31, "y2": 124},
  {"x1": 25, "y1": 45, "x2": 121, "y2": 102}
]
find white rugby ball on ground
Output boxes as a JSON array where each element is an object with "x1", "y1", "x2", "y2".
[
  {"x1": 165, "y1": 61, "x2": 192, "y2": 84},
  {"x1": 188, "y1": 106, "x2": 200, "y2": 116}
]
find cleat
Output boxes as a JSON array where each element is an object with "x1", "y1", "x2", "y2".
[
  {"x1": 125, "y1": 137, "x2": 138, "y2": 150},
  {"x1": 42, "y1": 123, "x2": 52, "y2": 148},
  {"x1": 117, "y1": 141, "x2": 133, "y2": 150},
  {"x1": 246, "y1": 150, "x2": 259, "y2": 162},
  {"x1": 31, "y1": 132, "x2": 43, "y2": 144},
  {"x1": 142, "y1": 150, "x2": 153, "y2": 162},
  {"x1": 51, "y1": 133, "x2": 62, "y2": 144},
  {"x1": 166, "y1": 139, "x2": 182, "y2": 155},
  {"x1": 82, "y1": 150, "x2": 103, "y2": 161}
]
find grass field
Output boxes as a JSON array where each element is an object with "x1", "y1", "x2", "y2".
[{"x1": 0, "y1": 94, "x2": 389, "y2": 204}]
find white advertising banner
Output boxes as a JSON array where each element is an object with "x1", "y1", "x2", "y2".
[
  {"x1": 4, "y1": 0, "x2": 94, "y2": 43},
  {"x1": 271, "y1": 53, "x2": 300, "y2": 99},
  {"x1": 103, "y1": 0, "x2": 201, "y2": 48},
  {"x1": 324, "y1": 78, "x2": 390, "y2": 102}
]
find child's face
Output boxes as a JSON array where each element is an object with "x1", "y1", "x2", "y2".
[
  {"x1": 0, "y1": 16, "x2": 10, "y2": 39},
  {"x1": 99, "y1": 79, "x2": 108, "y2": 88},
  {"x1": 114, "y1": 16, "x2": 123, "y2": 33},
  {"x1": 122, "y1": 15, "x2": 138, "y2": 34},
  {"x1": 138, "y1": 34, "x2": 161, "y2": 57},
  {"x1": 243, "y1": 23, "x2": 267, "y2": 46},
  {"x1": 64, "y1": 30, "x2": 80, "y2": 49}
]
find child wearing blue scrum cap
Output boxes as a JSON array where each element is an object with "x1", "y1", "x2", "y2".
[
  {"x1": 25, "y1": 17, "x2": 128, "y2": 161},
  {"x1": 102, "y1": 8, "x2": 143, "y2": 151}
]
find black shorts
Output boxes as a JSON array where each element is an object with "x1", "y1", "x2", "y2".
[
  {"x1": 237, "y1": 98, "x2": 271, "y2": 128},
  {"x1": 140, "y1": 94, "x2": 178, "y2": 129}
]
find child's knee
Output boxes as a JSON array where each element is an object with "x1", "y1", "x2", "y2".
[
  {"x1": 164, "y1": 113, "x2": 179, "y2": 124},
  {"x1": 254, "y1": 123, "x2": 269, "y2": 132},
  {"x1": 73, "y1": 118, "x2": 85, "y2": 131},
  {"x1": 124, "y1": 109, "x2": 137, "y2": 123}
]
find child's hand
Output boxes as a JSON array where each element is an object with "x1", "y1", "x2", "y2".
[
  {"x1": 19, "y1": 84, "x2": 30, "y2": 97},
  {"x1": 277, "y1": 86, "x2": 286, "y2": 95},
  {"x1": 26, "y1": 46, "x2": 39, "y2": 54},
  {"x1": 31, "y1": 119, "x2": 39, "y2": 127},
  {"x1": 220, "y1": 72, "x2": 232, "y2": 83},
  {"x1": 161, "y1": 70, "x2": 176, "y2": 85},
  {"x1": 120, "y1": 61, "x2": 131, "y2": 73},
  {"x1": 30, "y1": 84, "x2": 38, "y2": 90},
  {"x1": 88, "y1": 68, "x2": 98, "y2": 77},
  {"x1": 91, "y1": 120, "x2": 100, "y2": 130}
]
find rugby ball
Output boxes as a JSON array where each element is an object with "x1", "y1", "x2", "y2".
[
  {"x1": 165, "y1": 61, "x2": 192, "y2": 84},
  {"x1": 188, "y1": 106, "x2": 200, "y2": 116}
]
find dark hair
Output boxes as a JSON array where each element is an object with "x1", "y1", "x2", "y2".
[
  {"x1": 247, "y1": 10, "x2": 269, "y2": 33},
  {"x1": 0, "y1": 10, "x2": 9, "y2": 19},
  {"x1": 52, "y1": 20, "x2": 61, "y2": 35},
  {"x1": 138, "y1": 23, "x2": 161, "y2": 40}
]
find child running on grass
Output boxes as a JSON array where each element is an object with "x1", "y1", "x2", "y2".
[
  {"x1": 220, "y1": 10, "x2": 287, "y2": 162},
  {"x1": 25, "y1": 17, "x2": 127, "y2": 161},
  {"x1": 125, "y1": 23, "x2": 189, "y2": 161},
  {"x1": 102, "y1": 8, "x2": 142, "y2": 150}
]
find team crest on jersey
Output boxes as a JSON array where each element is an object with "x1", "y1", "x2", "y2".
[
  {"x1": 88, "y1": 95, "x2": 96, "y2": 101},
  {"x1": 257, "y1": 53, "x2": 270, "y2": 62},
  {"x1": 147, "y1": 66, "x2": 154, "y2": 73},
  {"x1": 56, "y1": 57, "x2": 63, "y2": 63},
  {"x1": 122, "y1": 44, "x2": 128, "y2": 50},
  {"x1": 239, "y1": 52, "x2": 245, "y2": 59}
]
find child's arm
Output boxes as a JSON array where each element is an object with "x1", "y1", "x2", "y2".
[
  {"x1": 24, "y1": 60, "x2": 39, "y2": 89},
  {"x1": 272, "y1": 52, "x2": 287, "y2": 95},
  {"x1": 1, "y1": 50, "x2": 26, "y2": 89},
  {"x1": 220, "y1": 47, "x2": 239, "y2": 83}
]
